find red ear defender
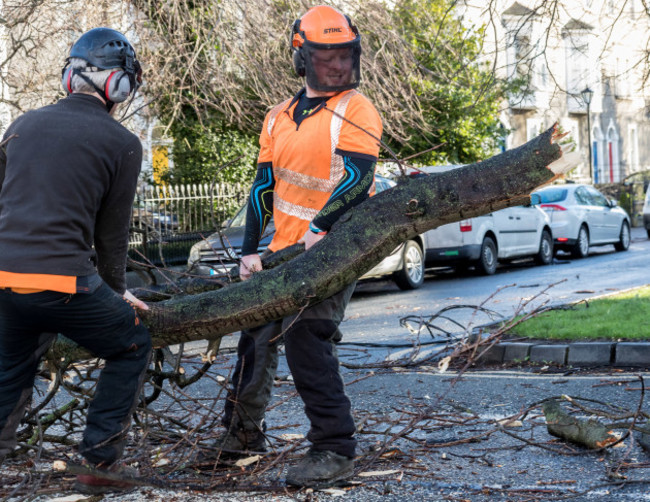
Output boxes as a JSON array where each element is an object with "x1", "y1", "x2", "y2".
[
  {"x1": 61, "y1": 64, "x2": 74, "y2": 94},
  {"x1": 104, "y1": 70, "x2": 132, "y2": 103}
]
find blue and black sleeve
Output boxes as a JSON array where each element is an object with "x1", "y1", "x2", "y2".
[
  {"x1": 241, "y1": 162, "x2": 275, "y2": 255},
  {"x1": 311, "y1": 154, "x2": 376, "y2": 233}
]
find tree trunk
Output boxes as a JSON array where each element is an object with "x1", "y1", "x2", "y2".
[{"x1": 50, "y1": 125, "x2": 570, "y2": 361}]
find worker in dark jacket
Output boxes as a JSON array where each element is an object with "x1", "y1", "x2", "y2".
[{"x1": 0, "y1": 28, "x2": 150, "y2": 495}]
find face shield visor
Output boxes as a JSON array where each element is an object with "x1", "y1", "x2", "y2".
[{"x1": 301, "y1": 39, "x2": 361, "y2": 92}]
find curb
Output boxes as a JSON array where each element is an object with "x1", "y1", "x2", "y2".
[{"x1": 479, "y1": 341, "x2": 650, "y2": 367}]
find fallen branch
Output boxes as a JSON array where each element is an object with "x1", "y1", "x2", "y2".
[
  {"x1": 49, "y1": 124, "x2": 570, "y2": 362},
  {"x1": 543, "y1": 399, "x2": 619, "y2": 449}
]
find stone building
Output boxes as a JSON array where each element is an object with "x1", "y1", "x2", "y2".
[{"x1": 459, "y1": 0, "x2": 650, "y2": 183}]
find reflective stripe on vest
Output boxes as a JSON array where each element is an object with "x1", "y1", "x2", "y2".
[{"x1": 272, "y1": 90, "x2": 357, "y2": 220}]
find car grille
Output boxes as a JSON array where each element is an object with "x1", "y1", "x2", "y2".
[{"x1": 198, "y1": 245, "x2": 269, "y2": 264}]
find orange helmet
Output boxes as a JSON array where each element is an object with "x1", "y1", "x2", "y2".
[{"x1": 291, "y1": 5, "x2": 361, "y2": 92}]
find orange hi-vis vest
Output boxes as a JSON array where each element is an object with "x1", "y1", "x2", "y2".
[{"x1": 258, "y1": 89, "x2": 382, "y2": 252}]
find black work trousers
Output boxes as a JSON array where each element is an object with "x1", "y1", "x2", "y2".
[
  {"x1": 0, "y1": 281, "x2": 151, "y2": 465},
  {"x1": 223, "y1": 282, "x2": 357, "y2": 458}
]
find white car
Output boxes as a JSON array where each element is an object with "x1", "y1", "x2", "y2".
[
  {"x1": 396, "y1": 166, "x2": 554, "y2": 275},
  {"x1": 417, "y1": 202, "x2": 553, "y2": 275},
  {"x1": 533, "y1": 184, "x2": 631, "y2": 257}
]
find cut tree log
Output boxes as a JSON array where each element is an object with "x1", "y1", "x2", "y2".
[
  {"x1": 542, "y1": 399, "x2": 619, "y2": 449},
  {"x1": 49, "y1": 124, "x2": 571, "y2": 362}
]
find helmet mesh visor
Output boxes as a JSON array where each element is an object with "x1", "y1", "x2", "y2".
[{"x1": 303, "y1": 42, "x2": 361, "y2": 92}]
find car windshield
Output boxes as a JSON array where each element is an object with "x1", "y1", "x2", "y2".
[
  {"x1": 537, "y1": 188, "x2": 568, "y2": 204},
  {"x1": 228, "y1": 204, "x2": 248, "y2": 227}
]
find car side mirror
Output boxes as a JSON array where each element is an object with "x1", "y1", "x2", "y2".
[
  {"x1": 529, "y1": 193, "x2": 541, "y2": 206},
  {"x1": 609, "y1": 199, "x2": 618, "y2": 208}
]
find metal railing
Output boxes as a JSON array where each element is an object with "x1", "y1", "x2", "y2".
[{"x1": 128, "y1": 182, "x2": 249, "y2": 267}]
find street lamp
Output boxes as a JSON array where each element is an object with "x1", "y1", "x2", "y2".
[{"x1": 581, "y1": 87, "x2": 594, "y2": 182}]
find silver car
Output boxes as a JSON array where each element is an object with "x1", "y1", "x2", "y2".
[{"x1": 533, "y1": 184, "x2": 631, "y2": 258}]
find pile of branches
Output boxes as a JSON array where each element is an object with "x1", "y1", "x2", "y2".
[{"x1": 4, "y1": 281, "x2": 650, "y2": 500}]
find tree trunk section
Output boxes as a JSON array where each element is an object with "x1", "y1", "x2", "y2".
[
  {"x1": 543, "y1": 400, "x2": 618, "y2": 449},
  {"x1": 50, "y1": 125, "x2": 569, "y2": 361}
]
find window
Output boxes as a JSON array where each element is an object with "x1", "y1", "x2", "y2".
[
  {"x1": 538, "y1": 188, "x2": 568, "y2": 204},
  {"x1": 526, "y1": 118, "x2": 542, "y2": 142},
  {"x1": 586, "y1": 187, "x2": 608, "y2": 207},
  {"x1": 565, "y1": 35, "x2": 590, "y2": 96},
  {"x1": 509, "y1": 30, "x2": 533, "y2": 84},
  {"x1": 607, "y1": 0, "x2": 617, "y2": 15},
  {"x1": 615, "y1": 57, "x2": 631, "y2": 97},
  {"x1": 574, "y1": 187, "x2": 592, "y2": 205},
  {"x1": 628, "y1": 125, "x2": 639, "y2": 172}
]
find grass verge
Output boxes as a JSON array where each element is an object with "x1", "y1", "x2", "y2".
[{"x1": 507, "y1": 286, "x2": 650, "y2": 340}]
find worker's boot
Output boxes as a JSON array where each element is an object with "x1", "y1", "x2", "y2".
[
  {"x1": 285, "y1": 449, "x2": 354, "y2": 488},
  {"x1": 196, "y1": 425, "x2": 267, "y2": 465},
  {"x1": 74, "y1": 459, "x2": 138, "y2": 494}
]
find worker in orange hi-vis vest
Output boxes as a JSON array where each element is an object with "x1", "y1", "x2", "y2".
[{"x1": 213, "y1": 5, "x2": 382, "y2": 489}]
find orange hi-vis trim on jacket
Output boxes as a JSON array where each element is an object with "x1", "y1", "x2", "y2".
[
  {"x1": 0, "y1": 270, "x2": 76, "y2": 293},
  {"x1": 258, "y1": 89, "x2": 382, "y2": 252}
]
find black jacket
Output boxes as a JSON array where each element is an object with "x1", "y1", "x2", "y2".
[{"x1": 0, "y1": 93, "x2": 142, "y2": 294}]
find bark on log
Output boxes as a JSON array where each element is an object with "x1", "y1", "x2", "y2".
[
  {"x1": 543, "y1": 399, "x2": 618, "y2": 449},
  {"x1": 49, "y1": 125, "x2": 570, "y2": 361}
]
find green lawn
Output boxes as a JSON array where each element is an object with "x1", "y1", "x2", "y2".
[{"x1": 507, "y1": 286, "x2": 650, "y2": 340}]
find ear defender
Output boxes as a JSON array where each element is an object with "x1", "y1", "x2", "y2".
[
  {"x1": 292, "y1": 49, "x2": 306, "y2": 77},
  {"x1": 104, "y1": 70, "x2": 132, "y2": 103},
  {"x1": 61, "y1": 64, "x2": 73, "y2": 94},
  {"x1": 290, "y1": 19, "x2": 306, "y2": 77}
]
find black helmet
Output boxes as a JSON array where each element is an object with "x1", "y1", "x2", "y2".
[
  {"x1": 69, "y1": 27, "x2": 136, "y2": 71},
  {"x1": 64, "y1": 27, "x2": 142, "y2": 101}
]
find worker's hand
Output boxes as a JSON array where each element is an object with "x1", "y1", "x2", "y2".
[
  {"x1": 240, "y1": 254, "x2": 263, "y2": 281},
  {"x1": 299, "y1": 228, "x2": 327, "y2": 250},
  {"x1": 123, "y1": 289, "x2": 149, "y2": 311}
]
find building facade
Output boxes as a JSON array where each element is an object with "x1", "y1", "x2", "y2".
[{"x1": 459, "y1": 0, "x2": 650, "y2": 183}]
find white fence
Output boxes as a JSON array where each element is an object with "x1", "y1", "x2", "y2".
[
  {"x1": 128, "y1": 182, "x2": 249, "y2": 266},
  {"x1": 131, "y1": 182, "x2": 249, "y2": 235}
]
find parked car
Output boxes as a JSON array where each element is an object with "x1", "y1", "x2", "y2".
[
  {"x1": 132, "y1": 201, "x2": 180, "y2": 233},
  {"x1": 643, "y1": 184, "x2": 650, "y2": 238},
  {"x1": 398, "y1": 165, "x2": 554, "y2": 275},
  {"x1": 187, "y1": 176, "x2": 427, "y2": 290},
  {"x1": 417, "y1": 198, "x2": 553, "y2": 275},
  {"x1": 533, "y1": 183, "x2": 631, "y2": 257}
]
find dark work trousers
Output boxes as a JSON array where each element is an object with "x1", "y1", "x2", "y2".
[
  {"x1": 0, "y1": 281, "x2": 151, "y2": 465},
  {"x1": 223, "y1": 282, "x2": 357, "y2": 458}
]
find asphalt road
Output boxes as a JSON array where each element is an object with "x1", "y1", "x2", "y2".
[
  {"x1": 4, "y1": 229, "x2": 650, "y2": 502},
  {"x1": 344, "y1": 226, "x2": 650, "y2": 345}
]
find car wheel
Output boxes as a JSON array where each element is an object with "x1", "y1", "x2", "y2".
[
  {"x1": 614, "y1": 221, "x2": 631, "y2": 252},
  {"x1": 534, "y1": 229, "x2": 553, "y2": 265},
  {"x1": 570, "y1": 225, "x2": 589, "y2": 258},
  {"x1": 476, "y1": 236, "x2": 497, "y2": 275},
  {"x1": 393, "y1": 240, "x2": 425, "y2": 290},
  {"x1": 646, "y1": 228, "x2": 650, "y2": 239}
]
